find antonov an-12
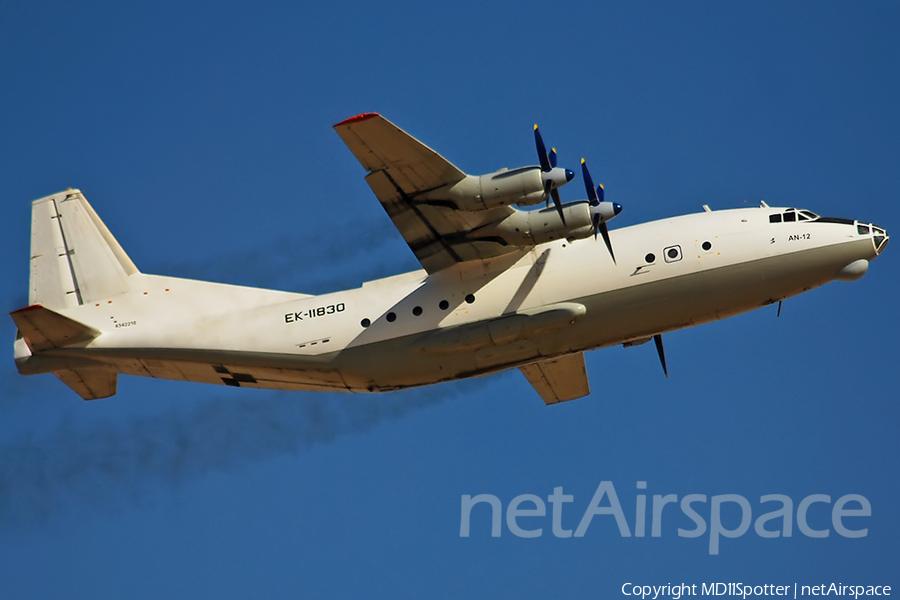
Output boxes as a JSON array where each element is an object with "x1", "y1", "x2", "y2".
[{"x1": 12, "y1": 113, "x2": 889, "y2": 403}]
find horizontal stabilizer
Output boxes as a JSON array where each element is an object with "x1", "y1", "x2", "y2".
[
  {"x1": 10, "y1": 305, "x2": 100, "y2": 352},
  {"x1": 520, "y1": 352, "x2": 590, "y2": 405},
  {"x1": 54, "y1": 368, "x2": 117, "y2": 400}
]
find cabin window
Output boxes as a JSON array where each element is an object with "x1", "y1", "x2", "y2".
[
  {"x1": 360, "y1": 318, "x2": 371, "y2": 328},
  {"x1": 465, "y1": 294, "x2": 476, "y2": 304},
  {"x1": 664, "y1": 245, "x2": 683, "y2": 263},
  {"x1": 702, "y1": 241, "x2": 712, "y2": 251},
  {"x1": 412, "y1": 306, "x2": 423, "y2": 316},
  {"x1": 386, "y1": 312, "x2": 396, "y2": 322},
  {"x1": 645, "y1": 253, "x2": 655, "y2": 263},
  {"x1": 439, "y1": 300, "x2": 449, "y2": 310}
]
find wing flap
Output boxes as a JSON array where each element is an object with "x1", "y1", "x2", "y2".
[
  {"x1": 519, "y1": 352, "x2": 591, "y2": 405},
  {"x1": 364, "y1": 169, "x2": 514, "y2": 272}
]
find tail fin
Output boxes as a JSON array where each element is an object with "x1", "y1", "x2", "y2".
[{"x1": 30, "y1": 189, "x2": 139, "y2": 309}]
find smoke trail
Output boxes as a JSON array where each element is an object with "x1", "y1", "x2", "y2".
[
  {"x1": 157, "y1": 218, "x2": 416, "y2": 294},
  {"x1": 0, "y1": 193, "x2": 491, "y2": 529},
  {"x1": 0, "y1": 377, "x2": 491, "y2": 527}
]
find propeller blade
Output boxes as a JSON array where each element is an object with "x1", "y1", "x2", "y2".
[
  {"x1": 581, "y1": 159, "x2": 598, "y2": 204},
  {"x1": 777, "y1": 301, "x2": 783, "y2": 317},
  {"x1": 598, "y1": 221, "x2": 616, "y2": 264},
  {"x1": 653, "y1": 334, "x2": 668, "y2": 378},
  {"x1": 550, "y1": 187, "x2": 566, "y2": 225},
  {"x1": 549, "y1": 148, "x2": 557, "y2": 169},
  {"x1": 597, "y1": 183, "x2": 604, "y2": 203},
  {"x1": 534, "y1": 125, "x2": 551, "y2": 171}
]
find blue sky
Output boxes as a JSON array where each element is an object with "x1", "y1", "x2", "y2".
[{"x1": 1, "y1": 1, "x2": 898, "y2": 598}]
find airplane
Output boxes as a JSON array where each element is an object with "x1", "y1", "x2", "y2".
[{"x1": 11, "y1": 113, "x2": 889, "y2": 404}]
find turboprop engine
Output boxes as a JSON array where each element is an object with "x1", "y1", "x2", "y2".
[
  {"x1": 473, "y1": 157, "x2": 623, "y2": 262},
  {"x1": 418, "y1": 124, "x2": 574, "y2": 212},
  {"x1": 425, "y1": 166, "x2": 574, "y2": 211},
  {"x1": 486, "y1": 199, "x2": 622, "y2": 246}
]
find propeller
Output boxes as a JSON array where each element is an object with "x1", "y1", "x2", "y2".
[
  {"x1": 534, "y1": 125, "x2": 574, "y2": 224},
  {"x1": 653, "y1": 334, "x2": 668, "y2": 378},
  {"x1": 581, "y1": 158, "x2": 622, "y2": 264}
]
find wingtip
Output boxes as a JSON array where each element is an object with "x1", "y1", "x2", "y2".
[
  {"x1": 10, "y1": 304, "x2": 44, "y2": 316},
  {"x1": 334, "y1": 112, "x2": 380, "y2": 127}
]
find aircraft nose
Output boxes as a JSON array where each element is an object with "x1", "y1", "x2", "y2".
[{"x1": 872, "y1": 224, "x2": 889, "y2": 255}]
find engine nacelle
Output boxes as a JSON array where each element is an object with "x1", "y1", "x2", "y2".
[
  {"x1": 487, "y1": 202, "x2": 595, "y2": 246},
  {"x1": 420, "y1": 166, "x2": 571, "y2": 211}
]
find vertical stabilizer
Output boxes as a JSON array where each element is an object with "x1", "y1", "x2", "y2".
[{"x1": 29, "y1": 189, "x2": 139, "y2": 309}]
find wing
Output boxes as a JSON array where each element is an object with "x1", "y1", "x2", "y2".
[
  {"x1": 334, "y1": 113, "x2": 518, "y2": 273},
  {"x1": 519, "y1": 352, "x2": 591, "y2": 405}
]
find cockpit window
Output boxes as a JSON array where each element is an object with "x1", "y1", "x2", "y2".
[
  {"x1": 817, "y1": 217, "x2": 855, "y2": 225},
  {"x1": 858, "y1": 224, "x2": 870, "y2": 235},
  {"x1": 771, "y1": 209, "x2": 821, "y2": 224}
]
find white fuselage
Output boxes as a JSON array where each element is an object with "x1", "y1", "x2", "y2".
[{"x1": 26, "y1": 205, "x2": 884, "y2": 394}]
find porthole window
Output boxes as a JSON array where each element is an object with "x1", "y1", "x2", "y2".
[
  {"x1": 663, "y1": 245, "x2": 683, "y2": 263},
  {"x1": 412, "y1": 306, "x2": 423, "y2": 316},
  {"x1": 645, "y1": 253, "x2": 655, "y2": 263},
  {"x1": 386, "y1": 312, "x2": 396, "y2": 322},
  {"x1": 701, "y1": 241, "x2": 712, "y2": 251},
  {"x1": 465, "y1": 294, "x2": 475, "y2": 304},
  {"x1": 439, "y1": 300, "x2": 449, "y2": 310},
  {"x1": 360, "y1": 318, "x2": 371, "y2": 328}
]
